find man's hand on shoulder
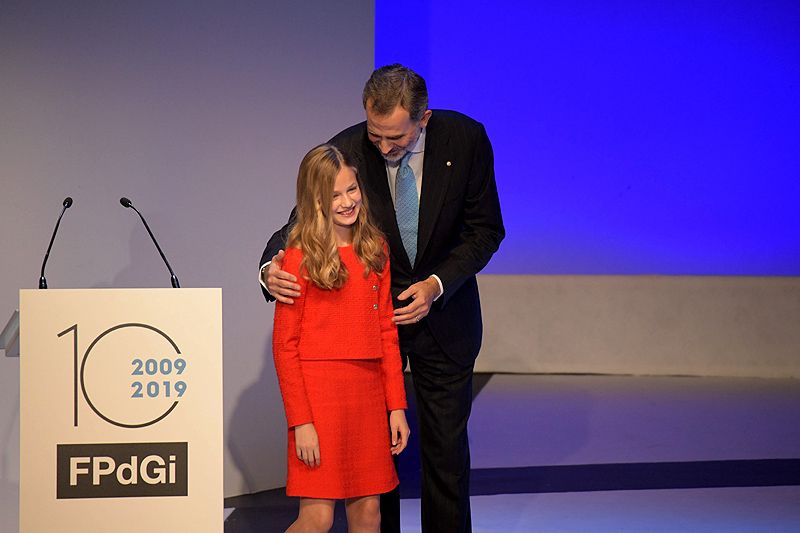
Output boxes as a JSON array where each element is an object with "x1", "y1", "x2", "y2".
[{"x1": 264, "y1": 249, "x2": 301, "y2": 304}]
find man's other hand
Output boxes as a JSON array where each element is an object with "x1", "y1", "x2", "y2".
[{"x1": 393, "y1": 276, "x2": 439, "y2": 325}]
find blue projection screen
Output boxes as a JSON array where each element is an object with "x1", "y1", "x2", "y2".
[{"x1": 376, "y1": 1, "x2": 800, "y2": 274}]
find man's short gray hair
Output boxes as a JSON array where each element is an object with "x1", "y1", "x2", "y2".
[{"x1": 362, "y1": 64, "x2": 429, "y2": 121}]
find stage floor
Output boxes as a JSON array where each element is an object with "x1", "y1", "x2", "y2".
[{"x1": 224, "y1": 373, "x2": 800, "y2": 532}]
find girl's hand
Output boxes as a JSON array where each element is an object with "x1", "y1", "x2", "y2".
[
  {"x1": 389, "y1": 410, "x2": 410, "y2": 455},
  {"x1": 294, "y1": 423, "x2": 320, "y2": 467}
]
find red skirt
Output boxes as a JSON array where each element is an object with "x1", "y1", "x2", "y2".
[{"x1": 286, "y1": 359, "x2": 399, "y2": 499}]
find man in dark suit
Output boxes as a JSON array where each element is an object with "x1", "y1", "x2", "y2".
[{"x1": 260, "y1": 64, "x2": 504, "y2": 533}]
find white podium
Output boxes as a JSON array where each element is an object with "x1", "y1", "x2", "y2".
[{"x1": 19, "y1": 288, "x2": 223, "y2": 533}]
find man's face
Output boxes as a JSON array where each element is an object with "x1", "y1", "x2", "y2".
[{"x1": 366, "y1": 101, "x2": 432, "y2": 162}]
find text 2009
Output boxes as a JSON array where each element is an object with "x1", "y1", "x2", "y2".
[{"x1": 131, "y1": 358, "x2": 187, "y2": 399}]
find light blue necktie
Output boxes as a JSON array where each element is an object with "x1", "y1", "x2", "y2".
[{"x1": 395, "y1": 152, "x2": 418, "y2": 266}]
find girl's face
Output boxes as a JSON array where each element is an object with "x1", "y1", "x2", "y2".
[{"x1": 331, "y1": 165, "x2": 362, "y2": 230}]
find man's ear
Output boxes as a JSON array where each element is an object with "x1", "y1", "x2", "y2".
[{"x1": 419, "y1": 109, "x2": 433, "y2": 128}]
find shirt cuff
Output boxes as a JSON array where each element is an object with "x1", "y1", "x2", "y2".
[
  {"x1": 259, "y1": 262, "x2": 270, "y2": 292},
  {"x1": 431, "y1": 275, "x2": 444, "y2": 301}
]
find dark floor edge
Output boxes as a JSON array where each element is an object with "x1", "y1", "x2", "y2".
[{"x1": 466, "y1": 458, "x2": 800, "y2": 497}]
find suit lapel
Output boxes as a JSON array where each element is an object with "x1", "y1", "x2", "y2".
[
  {"x1": 417, "y1": 114, "x2": 451, "y2": 267},
  {"x1": 360, "y1": 135, "x2": 411, "y2": 271},
  {"x1": 358, "y1": 116, "x2": 451, "y2": 272}
]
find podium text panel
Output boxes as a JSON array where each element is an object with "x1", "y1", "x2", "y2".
[{"x1": 20, "y1": 288, "x2": 223, "y2": 533}]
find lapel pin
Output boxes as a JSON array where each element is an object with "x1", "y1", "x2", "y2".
[{"x1": 446, "y1": 161, "x2": 452, "y2": 167}]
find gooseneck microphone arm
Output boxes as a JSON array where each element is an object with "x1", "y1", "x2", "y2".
[
  {"x1": 119, "y1": 197, "x2": 180, "y2": 288},
  {"x1": 39, "y1": 197, "x2": 73, "y2": 289}
]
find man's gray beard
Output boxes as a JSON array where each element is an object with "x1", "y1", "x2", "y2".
[
  {"x1": 383, "y1": 151, "x2": 405, "y2": 164},
  {"x1": 381, "y1": 128, "x2": 422, "y2": 164}
]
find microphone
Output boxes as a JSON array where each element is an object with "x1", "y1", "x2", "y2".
[
  {"x1": 39, "y1": 197, "x2": 73, "y2": 289},
  {"x1": 119, "y1": 197, "x2": 181, "y2": 288}
]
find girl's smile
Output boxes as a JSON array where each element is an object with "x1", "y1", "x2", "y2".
[{"x1": 331, "y1": 165, "x2": 362, "y2": 244}]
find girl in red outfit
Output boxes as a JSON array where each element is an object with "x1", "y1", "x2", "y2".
[{"x1": 273, "y1": 144, "x2": 410, "y2": 533}]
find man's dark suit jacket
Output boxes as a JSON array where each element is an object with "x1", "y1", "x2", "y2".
[{"x1": 260, "y1": 110, "x2": 505, "y2": 366}]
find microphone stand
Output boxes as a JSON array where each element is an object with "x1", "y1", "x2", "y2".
[
  {"x1": 39, "y1": 197, "x2": 73, "y2": 289},
  {"x1": 120, "y1": 198, "x2": 180, "y2": 288}
]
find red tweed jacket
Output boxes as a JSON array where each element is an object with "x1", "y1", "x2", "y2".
[{"x1": 272, "y1": 244, "x2": 407, "y2": 427}]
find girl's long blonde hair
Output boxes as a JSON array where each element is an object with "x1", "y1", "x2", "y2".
[{"x1": 287, "y1": 144, "x2": 387, "y2": 289}]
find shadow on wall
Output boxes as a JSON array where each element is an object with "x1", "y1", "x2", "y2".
[
  {"x1": 99, "y1": 222, "x2": 177, "y2": 289},
  {"x1": 0, "y1": 386, "x2": 19, "y2": 478},
  {"x1": 0, "y1": 478, "x2": 18, "y2": 533},
  {"x1": 100, "y1": 222, "x2": 289, "y2": 495},
  {"x1": 1, "y1": 364, "x2": 19, "y2": 533},
  {"x1": 227, "y1": 333, "x2": 286, "y2": 494}
]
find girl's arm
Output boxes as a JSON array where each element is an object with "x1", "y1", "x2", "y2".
[
  {"x1": 378, "y1": 251, "x2": 407, "y2": 412},
  {"x1": 378, "y1": 252, "x2": 410, "y2": 454},
  {"x1": 272, "y1": 249, "x2": 314, "y2": 428}
]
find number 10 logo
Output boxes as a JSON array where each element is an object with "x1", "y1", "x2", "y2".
[{"x1": 58, "y1": 323, "x2": 189, "y2": 429}]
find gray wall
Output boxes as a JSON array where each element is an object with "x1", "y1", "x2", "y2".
[
  {"x1": 0, "y1": 0, "x2": 373, "y2": 527},
  {"x1": 476, "y1": 276, "x2": 800, "y2": 378}
]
